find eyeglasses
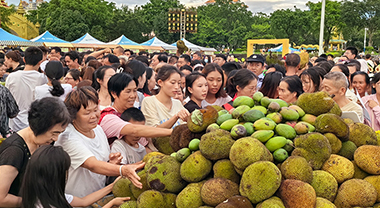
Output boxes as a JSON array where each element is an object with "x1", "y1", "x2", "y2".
[{"x1": 64, "y1": 77, "x2": 74, "y2": 81}]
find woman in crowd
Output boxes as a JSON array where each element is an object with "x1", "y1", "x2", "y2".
[
  {"x1": 351, "y1": 71, "x2": 371, "y2": 98},
  {"x1": 362, "y1": 73, "x2": 380, "y2": 131},
  {"x1": 0, "y1": 97, "x2": 71, "y2": 207},
  {"x1": 81, "y1": 66, "x2": 95, "y2": 83},
  {"x1": 184, "y1": 72, "x2": 208, "y2": 113},
  {"x1": 91, "y1": 66, "x2": 116, "y2": 111},
  {"x1": 141, "y1": 64, "x2": 189, "y2": 128},
  {"x1": 226, "y1": 69, "x2": 258, "y2": 99},
  {"x1": 202, "y1": 63, "x2": 232, "y2": 108},
  {"x1": 98, "y1": 73, "x2": 172, "y2": 145},
  {"x1": 265, "y1": 64, "x2": 286, "y2": 76},
  {"x1": 259, "y1": 71, "x2": 283, "y2": 99},
  {"x1": 124, "y1": 60, "x2": 147, "y2": 108},
  {"x1": 4, "y1": 51, "x2": 23, "y2": 72},
  {"x1": 0, "y1": 84, "x2": 19, "y2": 138},
  {"x1": 0, "y1": 59, "x2": 7, "y2": 82},
  {"x1": 55, "y1": 86, "x2": 145, "y2": 199},
  {"x1": 224, "y1": 69, "x2": 258, "y2": 110},
  {"x1": 21, "y1": 145, "x2": 129, "y2": 208},
  {"x1": 141, "y1": 67, "x2": 156, "y2": 96},
  {"x1": 35, "y1": 61, "x2": 72, "y2": 101},
  {"x1": 278, "y1": 76, "x2": 303, "y2": 104},
  {"x1": 64, "y1": 69, "x2": 81, "y2": 89},
  {"x1": 300, "y1": 67, "x2": 322, "y2": 93}
]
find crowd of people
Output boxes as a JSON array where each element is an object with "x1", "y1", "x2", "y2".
[{"x1": 0, "y1": 44, "x2": 378, "y2": 207}]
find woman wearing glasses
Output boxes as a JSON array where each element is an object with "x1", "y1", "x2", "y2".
[{"x1": 64, "y1": 69, "x2": 81, "y2": 89}]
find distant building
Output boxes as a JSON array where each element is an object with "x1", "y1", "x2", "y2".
[
  {"x1": 23, "y1": 0, "x2": 45, "y2": 13},
  {"x1": 205, "y1": 0, "x2": 248, "y2": 7},
  {"x1": 1, "y1": 0, "x2": 40, "y2": 39}
]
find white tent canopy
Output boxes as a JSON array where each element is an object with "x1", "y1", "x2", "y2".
[
  {"x1": 140, "y1": 37, "x2": 177, "y2": 50},
  {"x1": 171, "y1": 38, "x2": 216, "y2": 52},
  {"x1": 71, "y1": 33, "x2": 116, "y2": 48}
]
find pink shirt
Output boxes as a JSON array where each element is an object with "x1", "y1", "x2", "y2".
[
  {"x1": 99, "y1": 108, "x2": 148, "y2": 146},
  {"x1": 362, "y1": 94, "x2": 380, "y2": 131}
]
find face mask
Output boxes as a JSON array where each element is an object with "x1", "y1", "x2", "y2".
[{"x1": 205, "y1": 59, "x2": 208, "y2": 63}]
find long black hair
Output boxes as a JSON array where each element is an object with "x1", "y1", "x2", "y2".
[
  {"x1": 45, "y1": 61, "x2": 65, "y2": 97},
  {"x1": 226, "y1": 69, "x2": 257, "y2": 98},
  {"x1": 21, "y1": 145, "x2": 72, "y2": 208},
  {"x1": 141, "y1": 67, "x2": 154, "y2": 95},
  {"x1": 91, "y1": 65, "x2": 115, "y2": 90}
]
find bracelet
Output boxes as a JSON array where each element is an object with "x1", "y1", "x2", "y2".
[{"x1": 119, "y1": 165, "x2": 124, "y2": 177}]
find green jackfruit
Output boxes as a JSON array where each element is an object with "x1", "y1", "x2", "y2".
[
  {"x1": 240, "y1": 161, "x2": 282, "y2": 204},
  {"x1": 292, "y1": 133, "x2": 332, "y2": 170},
  {"x1": 130, "y1": 170, "x2": 149, "y2": 199},
  {"x1": 315, "y1": 114, "x2": 349, "y2": 141},
  {"x1": 316, "y1": 197, "x2": 337, "y2": 208},
  {"x1": 215, "y1": 195, "x2": 253, "y2": 208},
  {"x1": 334, "y1": 179, "x2": 377, "y2": 208},
  {"x1": 146, "y1": 155, "x2": 186, "y2": 193},
  {"x1": 311, "y1": 170, "x2": 338, "y2": 202},
  {"x1": 229, "y1": 137, "x2": 273, "y2": 172},
  {"x1": 201, "y1": 178, "x2": 239, "y2": 207},
  {"x1": 348, "y1": 123, "x2": 377, "y2": 147},
  {"x1": 321, "y1": 154, "x2": 354, "y2": 184},
  {"x1": 281, "y1": 156, "x2": 313, "y2": 183},
  {"x1": 188, "y1": 106, "x2": 218, "y2": 133},
  {"x1": 180, "y1": 151, "x2": 212, "y2": 183},
  {"x1": 176, "y1": 182, "x2": 205, "y2": 208},
  {"x1": 296, "y1": 91, "x2": 335, "y2": 116},
  {"x1": 279, "y1": 179, "x2": 317, "y2": 208},
  {"x1": 199, "y1": 129, "x2": 235, "y2": 160},
  {"x1": 137, "y1": 190, "x2": 165, "y2": 208},
  {"x1": 256, "y1": 196, "x2": 285, "y2": 208},
  {"x1": 324, "y1": 133, "x2": 342, "y2": 154},
  {"x1": 337, "y1": 141, "x2": 357, "y2": 160},
  {"x1": 354, "y1": 145, "x2": 380, "y2": 175},
  {"x1": 112, "y1": 178, "x2": 135, "y2": 199},
  {"x1": 213, "y1": 159, "x2": 240, "y2": 184}
]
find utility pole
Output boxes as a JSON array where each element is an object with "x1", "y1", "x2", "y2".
[
  {"x1": 318, "y1": 0, "x2": 326, "y2": 56},
  {"x1": 364, "y1": 28, "x2": 368, "y2": 53}
]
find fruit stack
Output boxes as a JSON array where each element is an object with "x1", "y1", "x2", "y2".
[{"x1": 116, "y1": 91, "x2": 380, "y2": 208}]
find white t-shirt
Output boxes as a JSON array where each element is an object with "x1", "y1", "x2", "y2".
[
  {"x1": 141, "y1": 96, "x2": 186, "y2": 128},
  {"x1": 5, "y1": 70, "x2": 47, "y2": 131},
  {"x1": 35, "y1": 83, "x2": 72, "y2": 101},
  {"x1": 111, "y1": 139, "x2": 147, "y2": 165},
  {"x1": 35, "y1": 194, "x2": 73, "y2": 208},
  {"x1": 55, "y1": 124, "x2": 110, "y2": 198},
  {"x1": 201, "y1": 95, "x2": 232, "y2": 108}
]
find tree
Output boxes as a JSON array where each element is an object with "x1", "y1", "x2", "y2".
[
  {"x1": 140, "y1": 0, "x2": 183, "y2": 44},
  {"x1": 244, "y1": 13, "x2": 275, "y2": 42},
  {"x1": 306, "y1": 0, "x2": 344, "y2": 49},
  {"x1": 270, "y1": 7, "x2": 315, "y2": 45},
  {"x1": 0, "y1": 5, "x2": 15, "y2": 32},
  {"x1": 26, "y1": 0, "x2": 115, "y2": 41},
  {"x1": 189, "y1": 0, "x2": 253, "y2": 50},
  {"x1": 341, "y1": 0, "x2": 380, "y2": 47}
]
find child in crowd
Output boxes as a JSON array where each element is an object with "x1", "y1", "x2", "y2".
[
  {"x1": 110, "y1": 107, "x2": 152, "y2": 165},
  {"x1": 21, "y1": 145, "x2": 130, "y2": 208},
  {"x1": 184, "y1": 72, "x2": 208, "y2": 113}
]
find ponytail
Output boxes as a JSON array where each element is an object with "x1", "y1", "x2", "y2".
[
  {"x1": 50, "y1": 78, "x2": 64, "y2": 97},
  {"x1": 45, "y1": 61, "x2": 65, "y2": 97}
]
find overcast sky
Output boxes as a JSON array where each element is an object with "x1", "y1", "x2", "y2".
[{"x1": 7, "y1": 0, "x2": 320, "y2": 14}]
